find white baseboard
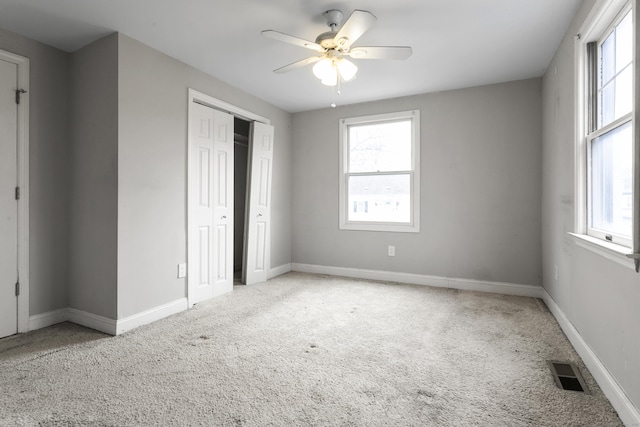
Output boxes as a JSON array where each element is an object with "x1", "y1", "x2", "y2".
[
  {"x1": 29, "y1": 308, "x2": 69, "y2": 331},
  {"x1": 67, "y1": 308, "x2": 117, "y2": 335},
  {"x1": 291, "y1": 263, "x2": 543, "y2": 298},
  {"x1": 542, "y1": 291, "x2": 640, "y2": 427},
  {"x1": 26, "y1": 298, "x2": 190, "y2": 337},
  {"x1": 116, "y1": 298, "x2": 188, "y2": 335},
  {"x1": 269, "y1": 263, "x2": 292, "y2": 279}
]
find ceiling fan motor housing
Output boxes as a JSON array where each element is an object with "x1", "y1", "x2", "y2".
[
  {"x1": 316, "y1": 9, "x2": 345, "y2": 50},
  {"x1": 316, "y1": 32, "x2": 338, "y2": 49},
  {"x1": 324, "y1": 9, "x2": 344, "y2": 29}
]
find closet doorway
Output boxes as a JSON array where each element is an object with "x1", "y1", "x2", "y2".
[
  {"x1": 187, "y1": 89, "x2": 274, "y2": 307},
  {"x1": 233, "y1": 117, "x2": 249, "y2": 283}
]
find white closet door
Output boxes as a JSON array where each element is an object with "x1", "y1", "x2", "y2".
[
  {"x1": 211, "y1": 110, "x2": 234, "y2": 296},
  {"x1": 188, "y1": 103, "x2": 234, "y2": 304},
  {"x1": 243, "y1": 122, "x2": 274, "y2": 285}
]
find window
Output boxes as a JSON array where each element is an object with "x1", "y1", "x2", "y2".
[
  {"x1": 339, "y1": 110, "x2": 420, "y2": 232},
  {"x1": 581, "y1": 3, "x2": 634, "y2": 247}
]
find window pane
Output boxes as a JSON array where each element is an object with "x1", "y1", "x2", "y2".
[
  {"x1": 600, "y1": 32, "x2": 615, "y2": 85},
  {"x1": 616, "y1": 11, "x2": 633, "y2": 72},
  {"x1": 599, "y1": 82, "x2": 615, "y2": 127},
  {"x1": 590, "y1": 121, "x2": 632, "y2": 237},
  {"x1": 598, "y1": 10, "x2": 634, "y2": 128},
  {"x1": 348, "y1": 174, "x2": 411, "y2": 223},
  {"x1": 348, "y1": 120, "x2": 411, "y2": 173},
  {"x1": 615, "y1": 65, "x2": 633, "y2": 120}
]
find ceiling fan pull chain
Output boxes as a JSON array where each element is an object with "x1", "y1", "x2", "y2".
[{"x1": 331, "y1": 83, "x2": 337, "y2": 108}]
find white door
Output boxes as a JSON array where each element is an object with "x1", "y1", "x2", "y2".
[
  {"x1": 243, "y1": 122, "x2": 274, "y2": 285},
  {"x1": 211, "y1": 109, "x2": 234, "y2": 297},
  {"x1": 188, "y1": 102, "x2": 234, "y2": 306},
  {"x1": 0, "y1": 58, "x2": 18, "y2": 338}
]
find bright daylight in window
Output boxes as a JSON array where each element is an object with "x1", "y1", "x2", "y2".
[
  {"x1": 339, "y1": 110, "x2": 420, "y2": 232},
  {"x1": 586, "y1": 4, "x2": 633, "y2": 247}
]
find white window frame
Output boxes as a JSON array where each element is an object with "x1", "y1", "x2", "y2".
[
  {"x1": 339, "y1": 110, "x2": 420, "y2": 233},
  {"x1": 574, "y1": 0, "x2": 636, "y2": 259}
]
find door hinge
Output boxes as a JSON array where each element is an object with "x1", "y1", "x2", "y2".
[
  {"x1": 15, "y1": 89, "x2": 27, "y2": 105},
  {"x1": 15, "y1": 186, "x2": 20, "y2": 200},
  {"x1": 15, "y1": 281, "x2": 20, "y2": 296}
]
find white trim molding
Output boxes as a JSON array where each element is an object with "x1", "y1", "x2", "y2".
[
  {"x1": 291, "y1": 263, "x2": 544, "y2": 298},
  {"x1": 67, "y1": 308, "x2": 117, "y2": 336},
  {"x1": 269, "y1": 263, "x2": 292, "y2": 279},
  {"x1": 188, "y1": 88, "x2": 270, "y2": 125},
  {"x1": 569, "y1": 232, "x2": 635, "y2": 269},
  {"x1": 543, "y1": 290, "x2": 640, "y2": 427},
  {"x1": 27, "y1": 298, "x2": 190, "y2": 336},
  {"x1": 29, "y1": 308, "x2": 69, "y2": 331},
  {"x1": 116, "y1": 298, "x2": 188, "y2": 335}
]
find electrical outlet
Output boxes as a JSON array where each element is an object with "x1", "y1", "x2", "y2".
[
  {"x1": 388, "y1": 245, "x2": 395, "y2": 257},
  {"x1": 178, "y1": 263, "x2": 187, "y2": 278}
]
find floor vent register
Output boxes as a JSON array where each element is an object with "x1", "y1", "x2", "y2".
[{"x1": 547, "y1": 360, "x2": 590, "y2": 394}]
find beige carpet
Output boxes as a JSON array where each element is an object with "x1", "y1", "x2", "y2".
[{"x1": 0, "y1": 272, "x2": 622, "y2": 426}]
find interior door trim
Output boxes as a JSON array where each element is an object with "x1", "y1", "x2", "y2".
[
  {"x1": 190, "y1": 89, "x2": 270, "y2": 126},
  {"x1": 0, "y1": 49, "x2": 29, "y2": 333},
  {"x1": 187, "y1": 88, "x2": 270, "y2": 306}
]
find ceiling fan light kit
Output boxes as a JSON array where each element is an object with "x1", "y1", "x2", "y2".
[
  {"x1": 312, "y1": 56, "x2": 357, "y2": 86},
  {"x1": 262, "y1": 8, "x2": 412, "y2": 96}
]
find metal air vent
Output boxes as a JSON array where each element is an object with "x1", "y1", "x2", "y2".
[{"x1": 547, "y1": 360, "x2": 590, "y2": 394}]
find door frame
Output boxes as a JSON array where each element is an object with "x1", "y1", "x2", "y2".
[
  {"x1": 187, "y1": 89, "x2": 270, "y2": 307},
  {"x1": 0, "y1": 49, "x2": 29, "y2": 333}
]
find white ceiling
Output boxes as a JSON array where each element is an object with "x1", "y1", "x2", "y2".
[{"x1": 0, "y1": 0, "x2": 582, "y2": 113}]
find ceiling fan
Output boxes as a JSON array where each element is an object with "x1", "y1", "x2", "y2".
[{"x1": 262, "y1": 9, "x2": 412, "y2": 87}]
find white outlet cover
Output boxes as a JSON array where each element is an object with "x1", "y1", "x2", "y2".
[{"x1": 178, "y1": 263, "x2": 187, "y2": 278}]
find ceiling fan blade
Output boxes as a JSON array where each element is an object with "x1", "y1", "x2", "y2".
[
  {"x1": 273, "y1": 56, "x2": 322, "y2": 73},
  {"x1": 334, "y1": 10, "x2": 377, "y2": 49},
  {"x1": 261, "y1": 30, "x2": 324, "y2": 53},
  {"x1": 348, "y1": 46, "x2": 413, "y2": 60}
]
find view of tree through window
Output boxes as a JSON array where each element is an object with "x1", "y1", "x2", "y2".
[{"x1": 348, "y1": 120, "x2": 411, "y2": 172}]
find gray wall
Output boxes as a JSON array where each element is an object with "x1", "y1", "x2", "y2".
[
  {"x1": 0, "y1": 28, "x2": 70, "y2": 315},
  {"x1": 0, "y1": 28, "x2": 292, "y2": 324},
  {"x1": 68, "y1": 34, "x2": 119, "y2": 319},
  {"x1": 292, "y1": 79, "x2": 543, "y2": 287},
  {"x1": 542, "y1": 0, "x2": 640, "y2": 410},
  {"x1": 116, "y1": 34, "x2": 292, "y2": 319}
]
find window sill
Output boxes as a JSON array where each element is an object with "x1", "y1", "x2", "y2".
[
  {"x1": 340, "y1": 223, "x2": 420, "y2": 233},
  {"x1": 568, "y1": 233, "x2": 635, "y2": 270}
]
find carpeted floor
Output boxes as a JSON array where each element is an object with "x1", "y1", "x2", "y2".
[{"x1": 0, "y1": 272, "x2": 622, "y2": 426}]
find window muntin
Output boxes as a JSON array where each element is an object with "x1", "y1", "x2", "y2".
[
  {"x1": 586, "y1": 5, "x2": 633, "y2": 247},
  {"x1": 339, "y1": 110, "x2": 420, "y2": 232}
]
